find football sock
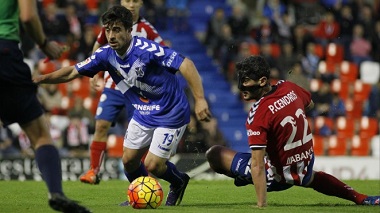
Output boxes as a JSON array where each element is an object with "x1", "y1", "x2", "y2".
[
  {"x1": 90, "y1": 141, "x2": 107, "y2": 173},
  {"x1": 35, "y1": 145, "x2": 63, "y2": 195},
  {"x1": 157, "y1": 161, "x2": 185, "y2": 187},
  {"x1": 309, "y1": 171, "x2": 367, "y2": 204},
  {"x1": 124, "y1": 161, "x2": 148, "y2": 183}
]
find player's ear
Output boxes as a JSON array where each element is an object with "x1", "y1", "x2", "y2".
[{"x1": 259, "y1": 76, "x2": 268, "y2": 86}]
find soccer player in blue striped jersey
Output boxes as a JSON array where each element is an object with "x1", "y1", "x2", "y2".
[{"x1": 33, "y1": 5, "x2": 211, "y2": 206}]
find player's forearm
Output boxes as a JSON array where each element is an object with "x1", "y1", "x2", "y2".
[
  {"x1": 18, "y1": 0, "x2": 47, "y2": 47},
  {"x1": 252, "y1": 167, "x2": 267, "y2": 207},
  {"x1": 251, "y1": 149, "x2": 267, "y2": 207},
  {"x1": 179, "y1": 58, "x2": 205, "y2": 100},
  {"x1": 34, "y1": 66, "x2": 80, "y2": 84}
]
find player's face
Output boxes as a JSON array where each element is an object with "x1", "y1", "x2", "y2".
[
  {"x1": 121, "y1": 0, "x2": 143, "y2": 21},
  {"x1": 105, "y1": 21, "x2": 132, "y2": 54},
  {"x1": 240, "y1": 77, "x2": 266, "y2": 101}
]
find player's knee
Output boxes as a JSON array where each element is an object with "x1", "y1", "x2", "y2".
[
  {"x1": 95, "y1": 120, "x2": 111, "y2": 134},
  {"x1": 205, "y1": 145, "x2": 224, "y2": 166},
  {"x1": 144, "y1": 160, "x2": 165, "y2": 176}
]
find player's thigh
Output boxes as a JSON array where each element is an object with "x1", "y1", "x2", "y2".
[
  {"x1": 0, "y1": 85, "x2": 43, "y2": 127},
  {"x1": 149, "y1": 124, "x2": 187, "y2": 159},
  {"x1": 95, "y1": 88, "x2": 125, "y2": 122},
  {"x1": 123, "y1": 118, "x2": 153, "y2": 150}
]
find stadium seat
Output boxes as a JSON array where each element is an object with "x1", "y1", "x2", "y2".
[
  {"x1": 309, "y1": 78, "x2": 322, "y2": 92},
  {"x1": 314, "y1": 43, "x2": 325, "y2": 58},
  {"x1": 327, "y1": 135, "x2": 348, "y2": 156},
  {"x1": 350, "y1": 135, "x2": 371, "y2": 156},
  {"x1": 313, "y1": 116, "x2": 334, "y2": 136},
  {"x1": 331, "y1": 79, "x2": 351, "y2": 100},
  {"x1": 325, "y1": 43, "x2": 344, "y2": 63},
  {"x1": 249, "y1": 43, "x2": 260, "y2": 55},
  {"x1": 312, "y1": 135, "x2": 326, "y2": 155},
  {"x1": 353, "y1": 80, "x2": 371, "y2": 102},
  {"x1": 340, "y1": 61, "x2": 358, "y2": 82},
  {"x1": 318, "y1": 60, "x2": 336, "y2": 75},
  {"x1": 107, "y1": 134, "x2": 124, "y2": 158},
  {"x1": 359, "y1": 61, "x2": 380, "y2": 85},
  {"x1": 359, "y1": 116, "x2": 379, "y2": 139},
  {"x1": 335, "y1": 116, "x2": 356, "y2": 138},
  {"x1": 344, "y1": 98, "x2": 364, "y2": 119},
  {"x1": 270, "y1": 43, "x2": 281, "y2": 58}
]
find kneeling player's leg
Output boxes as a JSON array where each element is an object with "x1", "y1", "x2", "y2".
[{"x1": 206, "y1": 145, "x2": 238, "y2": 178}]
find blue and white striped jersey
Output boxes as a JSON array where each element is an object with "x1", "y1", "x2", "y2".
[{"x1": 75, "y1": 36, "x2": 190, "y2": 128}]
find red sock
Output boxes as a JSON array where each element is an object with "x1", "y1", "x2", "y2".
[
  {"x1": 309, "y1": 171, "x2": 367, "y2": 204},
  {"x1": 90, "y1": 141, "x2": 107, "y2": 174}
]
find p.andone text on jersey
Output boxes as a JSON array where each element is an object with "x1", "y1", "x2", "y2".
[{"x1": 268, "y1": 90, "x2": 298, "y2": 114}]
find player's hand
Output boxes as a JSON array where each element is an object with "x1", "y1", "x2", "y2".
[
  {"x1": 32, "y1": 75, "x2": 44, "y2": 85},
  {"x1": 40, "y1": 40, "x2": 67, "y2": 60},
  {"x1": 194, "y1": 98, "x2": 212, "y2": 122},
  {"x1": 90, "y1": 74, "x2": 104, "y2": 91}
]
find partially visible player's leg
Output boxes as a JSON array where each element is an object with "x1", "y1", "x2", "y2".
[
  {"x1": 306, "y1": 171, "x2": 376, "y2": 205},
  {"x1": 206, "y1": 145, "x2": 237, "y2": 178},
  {"x1": 145, "y1": 124, "x2": 189, "y2": 206},
  {"x1": 14, "y1": 88, "x2": 90, "y2": 212},
  {"x1": 80, "y1": 89, "x2": 125, "y2": 184}
]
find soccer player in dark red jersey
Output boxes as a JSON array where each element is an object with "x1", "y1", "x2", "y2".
[
  {"x1": 80, "y1": 0, "x2": 166, "y2": 185},
  {"x1": 206, "y1": 55, "x2": 380, "y2": 207}
]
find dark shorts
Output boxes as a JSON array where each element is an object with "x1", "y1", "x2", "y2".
[
  {"x1": 0, "y1": 39, "x2": 43, "y2": 126},
  {"x1": 230, "y1": 152, "x2": 295, "y2": 192},
  {"x1": 95, "y1": 87, "x2": 134, "y2": 122}
]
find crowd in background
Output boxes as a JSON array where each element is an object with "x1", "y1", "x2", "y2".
[{"x1": 1, "y1": 0, "x2": 380, "y2": 159}]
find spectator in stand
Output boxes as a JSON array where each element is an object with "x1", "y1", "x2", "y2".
[
  {"x1": 262, "y1": 0, "x2": 287, "y2": 22},
  {"x1": 38, "y1": 84, "x2": 65, "y2": 115},
  {"x1": 328, "y1": 92, "x2": 346, "y2": 118},
  {"x1": 64, "y1": 3, "x2": 84, "y2": 41},
  {"x1": 310, "y1": 82, "x2": 333, "y2": 117},
  {"x1": 275, "y1": 42, "x2": 299, "y2": 78},
  {"x1": 336, "y1": 5, "x2": 355, "y2": 60},
  {"x1": 227, "y1": 4, "x2": 251, "y2": 42},
  {"x1": 204, "y1": 7, "x2": 227, "y2": 59},
  {"x1": 165, "y1": 0, "x2": 188, "y2": 32},
  {"x1": 301, "y1": 42, "x2": 320, "y2": 80},
  {"x1": 365, "y1": 79, "x2": 380, "y2": 120},
  {"x1": 216, "y1": 24, "x2": 239, "y2": 80},
  {"x1": 67, "y1": 97, "x2": 95, "y2": 134},
  {"x1": 40, "y1": 2, "x2": 70, "y2": 42},
  {"x1": 313, "y1": 11, "x2": 340, "y2": 46},
  {"x1": 291, "y1": 25, "x2": 315, "y2": 58},
  {"x1": 273, "y1": 12, "x2": 295, "y2": 44},
  {"x1": 356, "y1": 3, "x2": 376, "y2": 40},
  {"x1": 255, "y1": 16, "x2": 276, "y2": 44},
  {"x1": 370, "y1": 20, "x2": 380, "y2": 62},
  {"x1": 349, "y1": 23, "x2": 372, "y2": 66},
  {"x1": 286, "y1": 61, "x2": 310, "y2": 91},
  {"x1": 62, "y1": 113, "x2": 90, "y2": 158},
  {"x1": 0, "y1": 121, "x2": 20, "y2": 159},
  {"x1": 75, "y1": 25, "x2": 98, "y2": 61},
  {"x1": 259, "y1": 42, "x2": 279, "y2": 79}
]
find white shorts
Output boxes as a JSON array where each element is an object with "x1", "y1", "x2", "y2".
[{"x1": 123, "y1": 118, "x2": 187, "y2": 159}]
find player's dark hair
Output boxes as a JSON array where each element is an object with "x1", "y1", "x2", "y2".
[
  {"x1": 101, "y1": 5, "x2": 133, "y2": 30},
  {"x1": 236, "y1": 55, "x2": 270, "y2": 80}
]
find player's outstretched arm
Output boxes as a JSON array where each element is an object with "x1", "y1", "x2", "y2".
[
  {"x1": 251, "y1": 148, "x2": 267, "y2": 208},
  {"x1": 179, "y1": 58, "x2": 212, "y2": 122},
  {"x1": 33, "y1": 66, "x2": 81, "y2": 84}
]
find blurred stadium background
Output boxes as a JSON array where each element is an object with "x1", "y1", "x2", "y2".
[{"x1": 0, "y1": 0, "x2": 379, "y2": 181}]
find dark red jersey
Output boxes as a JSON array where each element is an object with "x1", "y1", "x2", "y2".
[{"x1": 246, "y1": 80, "x2": 314, "y2": 185}]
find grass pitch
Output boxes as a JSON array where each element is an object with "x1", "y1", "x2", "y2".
[{"x1": 0, "y1": 179, "x2": 379, "y2": 213}]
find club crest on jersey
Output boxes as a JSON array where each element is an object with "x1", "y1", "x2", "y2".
[
  {"x1": 77, "y1": 57, "x2": 92, "y2": 68},
  {"x1": 131, "y1": 59, "x2": 145, "y2": 77}
]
